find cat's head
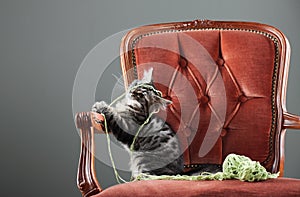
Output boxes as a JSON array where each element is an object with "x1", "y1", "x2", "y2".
[{"x1": 127, "y1": 68, "x2": 172, "y2": 113}]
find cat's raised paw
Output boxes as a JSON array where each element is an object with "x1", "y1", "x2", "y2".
[{"x1": 92, "y1": 101, "x2": 108, "y2": 113}]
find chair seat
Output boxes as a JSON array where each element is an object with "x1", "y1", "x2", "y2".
[{"x1": 95, "y1": 178, "x2": 300, "y2": 197}]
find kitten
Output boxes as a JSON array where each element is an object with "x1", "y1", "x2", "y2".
[{"x1": 92, "y1": 68, "x2": 184, "y2": 178}]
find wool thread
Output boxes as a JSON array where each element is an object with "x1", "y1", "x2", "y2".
[
  {"x1": 134, "y1": 154, "x2": 279, "y2": 182},
  {"x1": 100, "y1": 83, "x2": 162, "y2": 183}
]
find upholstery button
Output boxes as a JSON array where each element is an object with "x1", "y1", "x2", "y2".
[
  {"x1": 200, "y1": 95, "x2": 210, "y2": 104},
  {"x1": 238, "y1": 95, "x2": 248, "y2": 103},
  {"x1": 184, "y1": 127, "x2": 191, "y2": 137},
  {"x1": 216, "y1": 58, "x2": 225, "y2": 67},
  {"x1": 179, "y1": 57, "x2": 188, "y2": 68},
  {"x1": 221, "y1": 128, "x2": 227, "y2": 137}
]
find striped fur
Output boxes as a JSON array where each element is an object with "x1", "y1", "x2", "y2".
[{"x1": 92, "y1": 68, "x2": 183, "y2": 178}]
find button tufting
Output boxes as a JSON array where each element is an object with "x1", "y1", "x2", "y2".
[
  {"x1": 221, "y1": 128, "x2": 227, "y2": 137},
  {"x1": 200, "y1": 95, "x2": 210, "y2": 104},
  {"x1": 216, "y1": 58, "x2": 225, "y2": 67},
  {"x1": 238, "y1": 95, "x2": 248, "y2": 103},
  {"x1": 179, "y1": 57, "x2": 188, "y2": 68},
  {"x1": 183, "y1": 127, "x2": 192, "y2": 137}
]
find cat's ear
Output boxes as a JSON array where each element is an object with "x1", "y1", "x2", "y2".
[
  {"x1": 153, "y1": 95, "x2": 172, "y2": 109},
  {"x1": 142, "y1": 67, "x2": 153, "y2": 83},
  {"x1": 159, "y1": 97, "x2": 172, "y2": 108}
]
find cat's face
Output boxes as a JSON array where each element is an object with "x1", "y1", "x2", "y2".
[{"x1": 127, "y1": 68, "x2": 172, "y2": 113}]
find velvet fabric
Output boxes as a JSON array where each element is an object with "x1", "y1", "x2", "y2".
[
  {"x1": 133, "y1": 30, "x2": 277, "y2": 172},
  {"x1": 94, "y1": 178, "x2": 300, "y2": 197}
]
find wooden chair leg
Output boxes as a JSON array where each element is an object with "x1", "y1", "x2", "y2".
[{"x1": 76, "y1": 112, "x2": 102, "y2": 197}]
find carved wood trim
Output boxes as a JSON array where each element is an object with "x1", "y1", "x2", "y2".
[
  {"x1": 174, "y1": 19, "x2": 232, "y2": 29},
  {"x1": 76, "y1": 112, "x2": 102, "y2": 197},
  {"x1": 283, "y1": 112, "x2": 300, "y2": 129}
]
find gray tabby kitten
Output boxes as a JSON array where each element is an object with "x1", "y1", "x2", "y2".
[{"x1": 92, "y1": 68, "x2": 184, "y2": 178}]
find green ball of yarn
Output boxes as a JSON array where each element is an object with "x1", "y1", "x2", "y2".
[{"x1": 222, "y1": 154, "x2": 279, "y2": 182}]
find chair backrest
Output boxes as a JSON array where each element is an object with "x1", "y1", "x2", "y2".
[{"x1": 120, "y1": 20, "x2": 290, "y2": 174}]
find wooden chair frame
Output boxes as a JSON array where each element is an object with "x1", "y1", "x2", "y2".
[{"x1": 75, "y1": 20, "x2": 300, "y2": 197}]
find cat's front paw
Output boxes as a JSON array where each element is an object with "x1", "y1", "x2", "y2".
[{"x1": 92, "y1": 101, "x2": 108, "y2": 113}]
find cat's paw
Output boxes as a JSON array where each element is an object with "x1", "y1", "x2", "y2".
[{"x1": 92, "y1": 101, "x2": 108, "y2": 113}]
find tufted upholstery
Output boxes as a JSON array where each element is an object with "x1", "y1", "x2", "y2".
[
  {"x1": 121, "y1": 21, "x2": 283, "y2": 173},
  {"x1": 75, "y1": 20, "x2": 300, "y2": 197}
]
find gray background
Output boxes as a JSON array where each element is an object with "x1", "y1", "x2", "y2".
[{"x1": 1, "y1": 0, "x2": 300, "y2": 196}]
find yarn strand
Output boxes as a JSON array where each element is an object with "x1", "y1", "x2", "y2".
[
  {"x1": 101, "y1": 113, "x2": 127, "y2": 183},
  {"x1": 100, "y1": 84, "x2": 163, "y2": 183},
  {"x1": 134, "y1": 154, "x2": 279, "y2": 182},
  {"x1": 130, "y1": 109, "x2": 160, "y2": 151}
]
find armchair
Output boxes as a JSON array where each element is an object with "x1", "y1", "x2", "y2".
[{"x1": 75, "y1": 20, "x2": 300, "y2": 196}]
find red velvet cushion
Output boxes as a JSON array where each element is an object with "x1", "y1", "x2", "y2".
[{"x1": 94, "y1": 178, "x2": 300, "y2": 197}]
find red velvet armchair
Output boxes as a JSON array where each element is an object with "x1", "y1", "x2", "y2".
[{"x1": 75, "y1": 20, "x2": 300, "y2": 196}]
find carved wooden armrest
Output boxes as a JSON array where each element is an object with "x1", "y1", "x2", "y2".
[
  {"x1": 283, "y1": 112, "x2": 300, "y2": 129},
  {"x1": 76, "y1": 112, "x2": 105, "y2": 197}
]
